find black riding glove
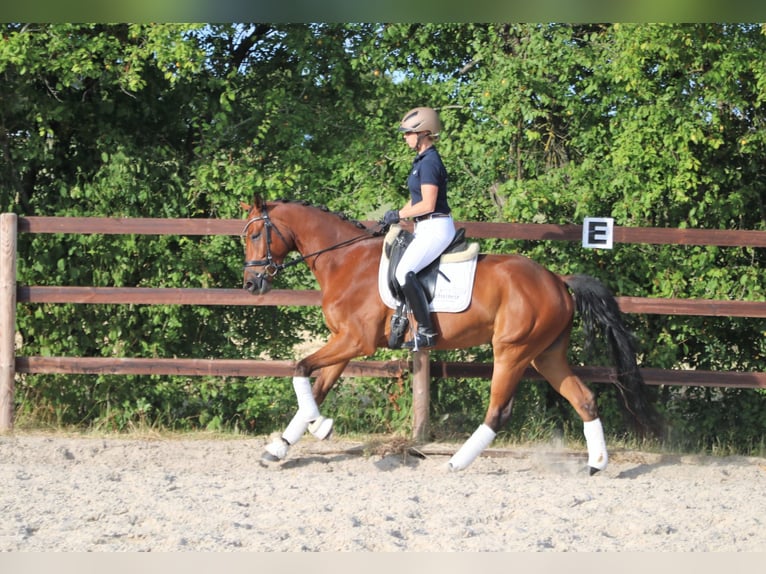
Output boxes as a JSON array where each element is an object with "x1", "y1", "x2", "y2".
[{"x1": 382, "y1": 209, "x2": 401, "y2": 225}]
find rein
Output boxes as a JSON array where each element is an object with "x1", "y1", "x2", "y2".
[{"x1": 242, "y1": 206, "x2": 380, "y2": 278}]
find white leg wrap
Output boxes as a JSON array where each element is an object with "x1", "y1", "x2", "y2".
[
  {"x1": 584, "y1": 418, "x2": 608, "y2": 471},
  {"x1": 447, "y1": 424, "x2": 497, "y2": 471},
  {"x1": 264, "y1": 437, "x2": 289, "y2": 460},
  {"x1": 308, "y1": 416, "x2": 334, "y2": 440},
  {"x1": 263, "y1": 413, "x2": 308, "y2": 462},
  {"x1": 291, "y1": 377, "x2": 333, "y2": 440},
  {"x1": 282, "y1": 412, "x2": 310, "y2": 445},
  {"x1": 293, "y1": 376, "x2": 321, "y2": 421}
]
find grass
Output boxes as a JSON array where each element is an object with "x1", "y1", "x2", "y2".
[{"x1": 9, "y1": 385, "x2": 766, "y2": 459}]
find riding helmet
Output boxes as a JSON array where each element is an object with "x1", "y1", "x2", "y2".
[{"x1": 398, "y1": 107, "x2": 442, "y2": 138}]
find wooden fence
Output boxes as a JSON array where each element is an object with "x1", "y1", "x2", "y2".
[{"x1": 1, "y1": 213, "x2": 765, "y2": 435}]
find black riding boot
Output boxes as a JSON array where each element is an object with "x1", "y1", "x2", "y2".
[{"x1": 401, "y1": 272, "x2": 438, "y2": 350}]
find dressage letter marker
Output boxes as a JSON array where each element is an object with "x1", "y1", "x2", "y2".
[{"x1": 582, "y1": 217, "x2": 614, "y2": 249}]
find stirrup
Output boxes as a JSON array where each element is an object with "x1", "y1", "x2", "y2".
[{"x1": 403, "y1": 330, "x2": 437, "y2": 351}]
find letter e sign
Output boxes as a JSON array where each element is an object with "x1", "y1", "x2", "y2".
[{"x1": 582, "y1": 217, "x2": 614, "y2": 249}]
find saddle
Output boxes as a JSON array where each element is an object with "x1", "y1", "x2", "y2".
[
  {"x1": 380, "y1": 225, "x2": 480, "y2": 348},
  {"x1": 384, "y1": 225, "x2": 474, "y2": 302}
]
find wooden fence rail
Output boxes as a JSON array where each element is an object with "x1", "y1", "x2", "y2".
[
  {"x1": 2, "y1": 213, "x2": 765, "y2": 434},
  {"x1": 13, "y1": 357, "x2": 765, "y2": 389},
  {"x1": 14, "y1": 286, "x2": 766, "y2": 318}
]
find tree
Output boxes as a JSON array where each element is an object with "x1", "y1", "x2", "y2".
[{"x1": 2, "y1": 23, "x2": 764, "y2": 450}]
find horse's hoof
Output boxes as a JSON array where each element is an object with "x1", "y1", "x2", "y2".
[
  {"x1": 308, "y1": 416, "x2": 333, "y2": 440},
  {"x1": 261, "y1": 451, "x2": 281, "y2": 464},
  {"x1": 589, "y1": 466, "x2": 600, "y2": 476},
  {"x1": 263, "y1": 438, "x2": 289, "y2": 462}
]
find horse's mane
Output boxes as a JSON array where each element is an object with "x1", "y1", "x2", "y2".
[{"x1": 271, "y1": 198, "x2": 373, "y2": 232}]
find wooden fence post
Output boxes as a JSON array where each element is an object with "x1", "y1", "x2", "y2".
[
  {"x1": 0, "y1": 213, "x2": 18, "y2": 432},
  {"x1": 411, "y1": 349, "x2": 430, "y2": 442}
]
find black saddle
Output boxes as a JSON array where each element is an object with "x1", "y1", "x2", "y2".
[{"x1": 385, "y1": 227, "x2": 469, "y2": 303}]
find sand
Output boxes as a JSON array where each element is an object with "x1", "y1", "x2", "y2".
[{"x1": 1, "y1": 433, "x2": 764, "y2": 552}]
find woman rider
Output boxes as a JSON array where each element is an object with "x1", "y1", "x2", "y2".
[{"x1": 382, "y1": 106, "x2": 455, "y2": 350}]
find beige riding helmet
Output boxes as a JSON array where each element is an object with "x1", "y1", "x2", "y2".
[{"x1": 398, "y1": 107, "x2": 442, "y2": 138}]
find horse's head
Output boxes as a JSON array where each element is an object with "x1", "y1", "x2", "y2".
[{"x1": 240, "y1": 196, "x2": 293, "y2": 295}]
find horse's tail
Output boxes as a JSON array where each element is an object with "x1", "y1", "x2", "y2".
[{"x1": 563, "y1": 274, "x2": 662, "y2": 438}]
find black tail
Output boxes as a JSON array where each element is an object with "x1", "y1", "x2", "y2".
[{"x1": 564, "y1": 274, "x2": 662, "y2": 438}]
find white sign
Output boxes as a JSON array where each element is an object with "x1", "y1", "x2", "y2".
[{"x1": 582, "y1": 217, "x2": 614, "y2": 249}]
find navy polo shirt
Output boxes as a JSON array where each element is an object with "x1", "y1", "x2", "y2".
[{"x1": 407, "y1": 147, "x2": 450, "y2": 215}]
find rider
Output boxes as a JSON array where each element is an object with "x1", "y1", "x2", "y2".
[{"x1": 382, "y1": 106, "x2": 455, "y2": 350}]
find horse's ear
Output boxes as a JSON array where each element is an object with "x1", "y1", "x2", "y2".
[{"x1": 241, "y1": 194, "x2": 265, "y2": 213}]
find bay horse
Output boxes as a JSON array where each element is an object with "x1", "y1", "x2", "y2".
[{"x1": 241, "y1": 196, "x2": 659, "y2": 473}]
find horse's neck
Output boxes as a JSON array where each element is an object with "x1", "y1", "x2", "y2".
[
  {"x1": 286, "y1": 209, "x2": 378, "y2": 284},
  {"x1": 291, "y1": 215, "x2": 361, "y2": 255}
]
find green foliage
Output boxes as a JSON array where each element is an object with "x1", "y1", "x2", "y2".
[{"x1": 3, "y1": 23, "x2": 765, "y2": 454}]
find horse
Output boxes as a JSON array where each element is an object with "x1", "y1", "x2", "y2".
[{"x1": 240, "y1": 196, "x2": 660, "y2": 473}]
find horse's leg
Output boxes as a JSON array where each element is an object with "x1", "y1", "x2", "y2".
[
  {"x1": 531, "y1": 334, "x2": 608, "y2": 474},
  {"x1": 262, "y1": 360, "x2": 349, "y2": 462},
  {"x1": 263, "y1": 326, "x2": 375, "y2": 463},
  {"x1": 292, "y1": 329, "x2": 377, "y2": 437},
  {"x1": 448, "y1": 349, "x2": 528, "y2": 471}
]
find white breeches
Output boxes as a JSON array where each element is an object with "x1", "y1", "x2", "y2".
[{"x1": 395, "y1": 216, "x2": 456, "y2": 285}]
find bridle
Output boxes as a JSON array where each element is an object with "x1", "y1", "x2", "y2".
[
  {"x1": 242, "y1": 203, "x2": 380, "y2": 280},
  {"x1": 241, "y1": 209, "x2": 291, "y2": 279}
]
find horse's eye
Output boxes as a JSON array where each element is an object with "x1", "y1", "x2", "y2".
[{"x1": 250, "y1": 232, "x2": 262, "y2": 241}]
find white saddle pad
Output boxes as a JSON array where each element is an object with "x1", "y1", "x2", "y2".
[{"x1": 377, "y1": 226, "x2": 479, "y2": 313}]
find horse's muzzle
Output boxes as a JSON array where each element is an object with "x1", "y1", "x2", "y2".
[{"x1": 243, "y1": 272, "x2": 272, "y2": 295}]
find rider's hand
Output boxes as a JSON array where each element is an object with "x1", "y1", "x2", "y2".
[{"x1": 382, "y1": 209, "x2": 400, "y2": 225}]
